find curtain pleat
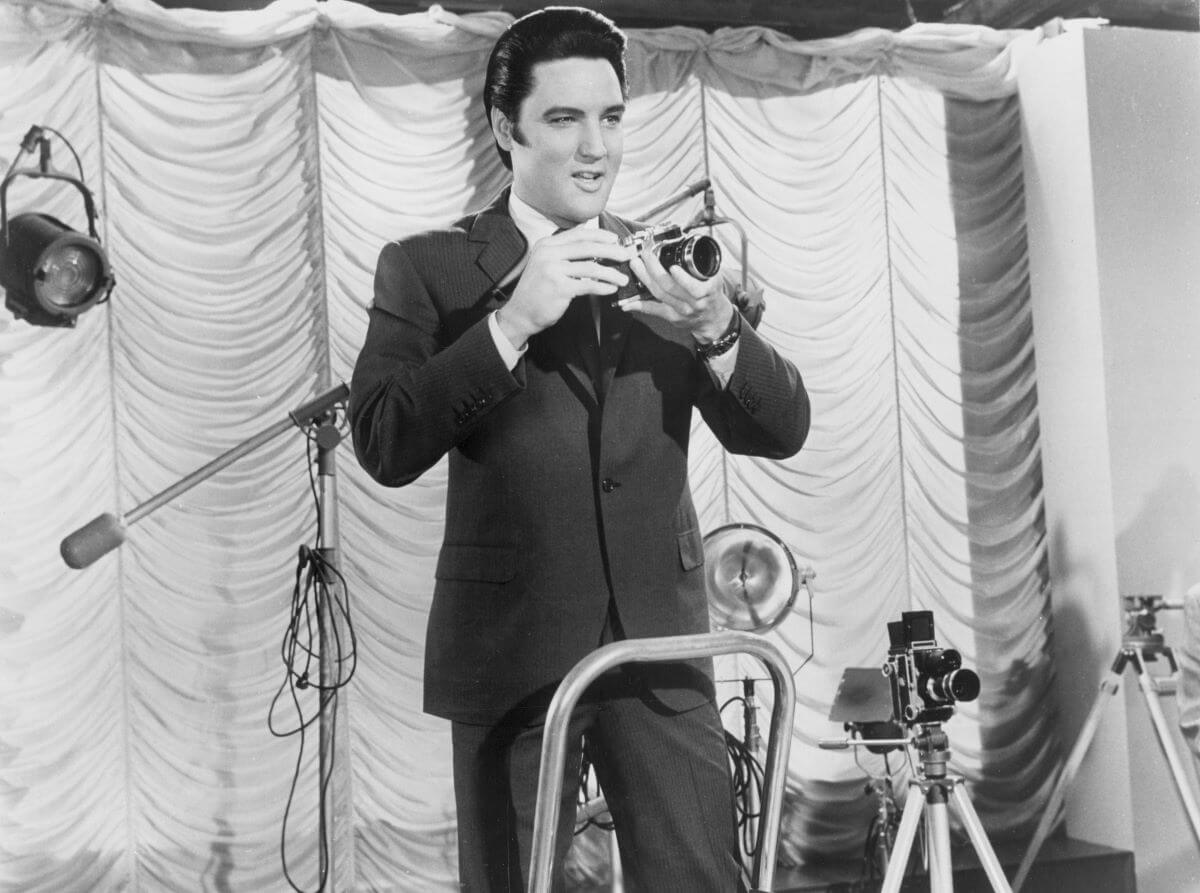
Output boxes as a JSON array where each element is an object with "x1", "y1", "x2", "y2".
[{"x1": 0, "y1": 1, "x2": 1058, "y2": 889}]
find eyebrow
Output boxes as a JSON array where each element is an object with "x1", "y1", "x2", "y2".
[{"x1": 541, "y1": 104, "x2": 626, "y2": 119}]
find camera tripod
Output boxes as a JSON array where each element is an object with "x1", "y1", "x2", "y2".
[
  {"x1": 822, "y1": 722, "x2": 1012, "y2": 892},
  {"x1": 1013, "y1": 596, "x2": 1200, "y2": 891}
]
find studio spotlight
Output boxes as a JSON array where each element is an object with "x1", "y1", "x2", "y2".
[{"x1": 0, "y1": 126, "x2": 114, "y2": 328}]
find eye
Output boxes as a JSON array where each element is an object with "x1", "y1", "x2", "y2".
[
  {"x1": 548, "y1": 115, "x2": 577, "y2": 125},
  {"x1": 603, "y1": 113, "x2": 623, "y2": 126}
]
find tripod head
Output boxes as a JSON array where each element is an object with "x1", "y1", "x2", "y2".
[
  {"x1": 1122, "y1": 594, "x2": 1181, "y2": 648},
  {"x1": 910, "y1": 722, "x2": 951, "y2": 781},
  {"x1": 1114, "y1": 594, "x2": 1183, "y2": 676}
]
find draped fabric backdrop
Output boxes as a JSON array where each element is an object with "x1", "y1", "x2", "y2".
[{"x1": 0, "y1": 1, "x2": 1061, "y2": 889}]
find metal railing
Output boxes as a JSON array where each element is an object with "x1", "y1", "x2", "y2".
[{"x1": 528, "y1": 631, "x2": 797, "y2": 893}]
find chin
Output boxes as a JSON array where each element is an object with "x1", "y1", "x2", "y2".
[{"x1": 565, "y1": 192, "x2": 612, "y2": 223}]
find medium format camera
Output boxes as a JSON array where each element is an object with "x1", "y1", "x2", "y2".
[
  {"x1": 607, "y1": 223, "x2": 722, "y2": 308},
  {"x1": 882, "y1": 610, "x2": 980, "y2": 725}
]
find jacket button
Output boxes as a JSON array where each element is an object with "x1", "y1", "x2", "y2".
[{"x1": 600, "y1": 478, "x2": 620, "y2": 493}]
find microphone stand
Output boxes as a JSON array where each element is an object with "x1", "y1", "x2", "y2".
[
  {"x1": 308, "y1": 399, "x2": 356, "y2": 893},
  {"x1": 642, "y1": 176, "x2": 711, "y2": 220},
  {"x1": 60, "y1": 382, "x2": 356, "y2": 892}
]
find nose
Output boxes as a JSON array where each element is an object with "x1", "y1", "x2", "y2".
[{"x1": 577, "y1": 120, "x2": 607, "y2": 161}]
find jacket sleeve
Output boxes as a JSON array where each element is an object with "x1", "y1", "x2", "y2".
[
  {"x1": 694, "y1": 313, "x2": 811, "y2": 460},
  {"x1": 349, "y1": 240, "x2": 524, "y2": 486}
]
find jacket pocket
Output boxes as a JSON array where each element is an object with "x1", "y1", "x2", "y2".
[
  {"x1": 435, "y1": 544, "x2": 517, "y2": 583},
  {"x1": 677, "y1": 527, "x2": 705, "y2": 571}
]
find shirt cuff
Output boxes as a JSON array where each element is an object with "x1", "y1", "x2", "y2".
[
  {"x1": 705, "y1": 342, "x2": 739, "y2": 388},
  {"x1": 489, "y1": 309, "x2": 527, "y2": 371}
]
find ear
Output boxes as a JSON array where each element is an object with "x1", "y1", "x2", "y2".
[{"x1": 491, "y1": 110, "x2": 515, "y2": 152}]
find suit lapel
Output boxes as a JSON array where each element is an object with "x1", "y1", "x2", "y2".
[{"x1": 468, "y1": 187, "x2": 527, "y2": 290}]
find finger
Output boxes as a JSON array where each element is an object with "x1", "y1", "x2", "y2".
[
  {"x1": 565, "y1": 276, "x2": 619, "y2": 296},
  {"x1": 632, "y1": 249, "x2": 673, "y2": 289},
  {"x1": 667, "y1": 264, "x2": 716, "y2": 300},
  {"x1": 617, "y1": 296, "x2": 674, "y2": 320},
  {"x1": 569, "y1": 259, "x2": 632, "y2": 287},
  {"x1": 630, "y1": 255, "x2": 690, "y2": 311},
  {"x1": 629, "y1": 254, "x2": 669, "y2": 293},
  {"x1": 547, "y1": 229, "x2": 633, "y2": 261},
  {"x1": 639, "y1": 248, "x2": 710, "y2": 302}
]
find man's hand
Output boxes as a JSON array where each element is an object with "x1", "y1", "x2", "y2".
[
  {"x1": 622, "y1": 247, "x2": 735, "y2": 343},
  {"x1": 495, "y1": 229, "x2": 634, "y2": 350}
]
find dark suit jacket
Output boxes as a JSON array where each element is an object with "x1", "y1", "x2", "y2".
[{"x1": 350, "y1": 188, "x2": 810, "y2": 724}]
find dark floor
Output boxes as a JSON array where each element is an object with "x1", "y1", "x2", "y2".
[
  {"x1": 770, "y1": 835, "x2": 1135, "y2": 892},
  {"x1": 566, "y1": 835, "x2": 1135, "y2": 892}
]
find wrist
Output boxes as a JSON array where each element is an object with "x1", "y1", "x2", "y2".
[
  {"x1": 694, "y1": 304, "x2": 737, "y2": 345},
  {"x1": 495, "y1": 306, "x2": 531, "y2": 351},
  {"x1": 695, "y1": 310, "x2": 741, "y2": 361}
]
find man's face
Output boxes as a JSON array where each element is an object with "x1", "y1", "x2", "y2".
[{"x1": 492, "y1": 56, "x2": 625, "y2": 228}]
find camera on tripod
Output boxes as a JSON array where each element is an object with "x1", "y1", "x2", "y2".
[
  {"x1": 822, "y1": 612, "x2": 1009, "y2": 892},
  {"x1": 883, "y1": 610, "x2": 980, "y2": 725}
]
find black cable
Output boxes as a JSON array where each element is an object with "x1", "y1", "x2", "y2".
[
  {"x1": 849, "y1": 752, "x2": 917, "y2": 892},
  {"x1": 573, "y1": 753, "x2": 615, "y2": 835},
  {"x1": 720, "y1": 692, "x2": 766, "y2": 877},
  {"x1": 267, "y1": 413, "x2": 356, "y2": 893}
]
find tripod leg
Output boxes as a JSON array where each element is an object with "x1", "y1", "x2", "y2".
[
  {"x1": 1013, "y1": 670, "x2": 1121, "y2": 891},
  {"x1": 925, "y1": 791, "x2": 955, "y2": 893},
  {"x1": 951, "y1": 782, "x2": 1014, "y2": 892},
  {"x1": 1134, "y1": 652, "x2": 1200, "y2": 846},
  {"x1": 881, "y1": 783, "x2": 926, "y2": 893}
]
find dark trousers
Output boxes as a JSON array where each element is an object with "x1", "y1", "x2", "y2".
[{"x1": 450, "y1": 670, "x2": 742, "y2": 892}]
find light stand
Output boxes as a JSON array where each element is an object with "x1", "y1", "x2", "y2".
[
  {"x1": 821, "y1": 723, "x2": 1012, "y2": 893},
  {"x1": 60, "y1": 383, "x2": 355, "y2": 892},
  {"x1": 1013, "y1": 595, "x2": 1200, "y2": 891}
]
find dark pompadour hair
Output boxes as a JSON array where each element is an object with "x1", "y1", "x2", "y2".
[{"x1": 483, "y1": 6, "x2": 628, "y2": 170}]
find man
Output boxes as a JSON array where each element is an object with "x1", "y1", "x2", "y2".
[{"x1": 349, "y1": 8, "x2": 809, "y2": 891}]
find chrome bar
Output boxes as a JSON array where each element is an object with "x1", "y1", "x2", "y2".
[{"x1": 527, "y1": 631, "x2": 797, "y2": 893}]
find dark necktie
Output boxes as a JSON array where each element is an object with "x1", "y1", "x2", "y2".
[{"x1": 550, "y1": 226, "x2": 603, "y2": 389}]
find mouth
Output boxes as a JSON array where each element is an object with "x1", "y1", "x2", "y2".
[{"x1": 572, "y1": 170, "x2": 606, "y2": 192}]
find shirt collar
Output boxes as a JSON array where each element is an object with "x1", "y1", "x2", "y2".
[{"x1": 508, "y1": 190, "x2": 599, "y2": 246}]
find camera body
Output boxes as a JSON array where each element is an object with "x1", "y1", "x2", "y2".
[
  {"x1": 607, "y1": 223, "x2": 722, "y2": 307},
  {"x1": 883, "y1": 610, "x2": 980, "y2": 725}
]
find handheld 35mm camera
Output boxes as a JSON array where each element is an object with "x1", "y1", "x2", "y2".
[
  {"x1": 882, "y1": 610, "x2": 980, "y2": 726},
  {"x1": 608, "y1": 222, "x2": 722, "y2": 308}
]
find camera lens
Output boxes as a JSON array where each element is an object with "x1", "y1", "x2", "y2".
[
  {"x1": 924, "y1": 667, "x2": 980, "y2": 704},
  {"x1": 660, "y1": 235, "x2": 722, "y2": 280}
]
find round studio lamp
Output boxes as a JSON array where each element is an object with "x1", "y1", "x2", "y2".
[
  {"x1": 1, "y1": 212, "x2": 114, "y2": 328},
  {"x1": 703, "y1": 523, "x2": 800, "y2": 633}
]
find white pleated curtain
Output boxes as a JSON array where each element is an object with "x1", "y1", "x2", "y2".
[{"x1": 0, "y1": 0, "x2": 1057, "y2": 889}]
